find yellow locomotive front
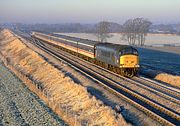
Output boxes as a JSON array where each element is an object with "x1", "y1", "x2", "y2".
[
  {"x1": 120, "y1": 55, "x2": 139, "y2": 68},
  {"x1": 119, "y1": 47, "x2": 139, "y2": 77}
]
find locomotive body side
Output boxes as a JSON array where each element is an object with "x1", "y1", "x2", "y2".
[{"x1": 95, "y1": 43, "x2": 123, "y2": 67}]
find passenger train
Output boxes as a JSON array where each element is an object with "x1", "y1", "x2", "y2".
[{"x1": 31, "y1": 32, "x2": 139, "y2": 77}]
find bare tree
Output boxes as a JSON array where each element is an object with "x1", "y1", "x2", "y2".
[
  {"x1": 122, "y1": 18, "x2": 152, "y2": 46},
  {"x1": 95, "y1": 21, "x2": 112, "y2": 42},
  {"x1": 121, "y1": 19, "x2": 136, "y2": 45}
]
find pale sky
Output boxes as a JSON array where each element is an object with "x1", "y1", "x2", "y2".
[{"x1": 0, "y1": 0, "x2": 180, "y2": 24}]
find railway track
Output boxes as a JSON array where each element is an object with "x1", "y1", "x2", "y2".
[
  {"x1": 133, "y1": 76, "x2": 180, "y2": 99},
  {"x1": 36, "y1": 37, "x2": 180, "y2": 106},
  {"x1": 17, "y1": 33, "x2": 179, "y2": 126}
]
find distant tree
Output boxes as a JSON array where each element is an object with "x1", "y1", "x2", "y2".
[
  {"x1": 122, "y1": 18, "x2": 152, "y2": 46},
  {"x1": 95, "y1": 21, "x2": 112, "y2": 42},
  {"x1": 121, "y1": 19, "x2": 136, "y2": 45}
]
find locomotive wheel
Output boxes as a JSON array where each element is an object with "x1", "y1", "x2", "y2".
[{"x1": 123, "y1": 69, "x2": 134, "y2": 78}]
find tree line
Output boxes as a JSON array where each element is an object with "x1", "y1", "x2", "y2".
[
  {"x1": 3, "y1": 18, "x2": 152, "y2": 46},
  {"x1": 96, "y1": 18, "x2": 152, "y2": 46}
]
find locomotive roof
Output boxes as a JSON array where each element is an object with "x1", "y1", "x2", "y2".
[{"x1": 95, "y1": 42, "x2": 130, "y2": 51}]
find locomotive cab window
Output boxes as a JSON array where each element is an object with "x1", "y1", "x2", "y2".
[{"x1": 121, "y1": 48, "x2": 138, "y2": 55}]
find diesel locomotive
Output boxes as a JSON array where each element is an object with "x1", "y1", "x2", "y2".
[{"x1": 32, "y1": 32, "x2": 139, "y2": 77}]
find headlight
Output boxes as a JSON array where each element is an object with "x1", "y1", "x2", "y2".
[
  {"x1": 120, "y1": 64, "x2": 124, "y2": 68},
  {"x1": 135, "y1": 64, "x2": 140, "y2": 67}
]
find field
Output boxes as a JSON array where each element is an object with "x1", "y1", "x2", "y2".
[
  {"x1": 56, "y1": 33, "x2": 180, "y2": 46},
  {"x1": 137, "y1": 47, "x2": 180, "y2": 75}
]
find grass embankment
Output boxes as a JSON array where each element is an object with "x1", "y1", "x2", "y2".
[
  {"x1": 155, "y1": 73, "x2": 180, "y2": 87},
  {"x1": 0, "y1": 29, "x2": 128, "y2": 126}
]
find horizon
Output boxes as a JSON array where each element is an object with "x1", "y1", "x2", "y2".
[
  {"x1": 1, "y1": 22, "x2": 180, "y2": 25},
  {"x1": 1, "y1": 0, "x2": 180, "y2": 24}
]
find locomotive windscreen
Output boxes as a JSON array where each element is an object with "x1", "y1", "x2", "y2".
[{"x1": 121, "y1": 47, "x2": 138, "y2": 55}]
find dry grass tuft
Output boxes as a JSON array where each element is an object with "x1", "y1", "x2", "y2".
[{"x1": 155, "y1": 73, "x2": 180, "y2": 87}]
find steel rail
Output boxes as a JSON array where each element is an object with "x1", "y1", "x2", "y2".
[{"x1": 27, "y1": 37, "x2": 179, "y2": 126}]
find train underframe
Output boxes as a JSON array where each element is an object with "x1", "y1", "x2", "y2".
[
  {"x1": 37, "y1": 39, "x2": 138, "y2": 77},
  {"x1": 93, "y1": 60, "x2": 138, "y2": 77}
]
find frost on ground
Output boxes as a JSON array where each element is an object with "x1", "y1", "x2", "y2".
[
  {"x1": 0, "y1": 29, "x2": 128, "y2": 126},
  {"x1": 0, "y1": 63, "x2": 66, "y2": 126},
  {"x1": 155, "y1": 73, "x2": 180, "y2": 87}
]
